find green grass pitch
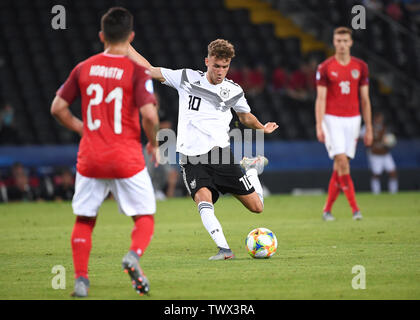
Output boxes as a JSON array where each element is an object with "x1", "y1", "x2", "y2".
[{"x1": 0, "y1": 192, "x2": 419, "y2": 300}]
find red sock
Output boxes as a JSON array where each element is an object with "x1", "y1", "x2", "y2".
[
  {"x1": 323, "y1": 170, "x2": 341, "y2": 213},
  {"x1": 130, "y1": 215, "x2": 154, "y2": 257},
  {"x1": 71, "y1": 216, "x2": 96, "y2": 279},
  {"x1": 338, "y1": 174, "x2": 360, "y2": 213}
]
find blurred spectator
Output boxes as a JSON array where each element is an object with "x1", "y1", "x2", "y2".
[
  {"x1": 303, "y1": 58, "x2": 318, "y2": 97},
  {"x1": 54, "y1": 167, "x2": 75, "y2": 201},
  {"x1": 6, "y1": 162, "x2": 40, "y2": 202},
  {"x1": 271, "y1": 65, "x2": 288, "y2": 92},
  {"x1": 283, "y1": 58, "x2": 319, "y2": 101},
  {"x1": 361, "y1": 112, "x2": 398, "y2": 194},
  {"x1": 286, "y1": 62, "x2": 309, "y2": 101},
  {"x1": 386, "y1": 1, "x2": 404, "y2": 21},
  {"x1": 363, "y1": 0, "x2": 384, "y2": 11},
  {"x1": 144, "y1": 96, "x2": 179, "y2": 200},
  {"x1": 243, "y1": 64, "x2": 266, "y2": 96},
  {"x1": 227, "y1": 64, "x2": 245, "y2": 88},
  {"x1": 401, "y1": 0, "x2": 420, "y2": 23},
  {"x1": 0, "y1": 103, "x2": 20, "y2": 145},
  {"x1": 0, "y1": 172, "x2": 7, "y2": 202},
  {"x1": 38, "y1": 172, "x2": 55, "y2": 201}
]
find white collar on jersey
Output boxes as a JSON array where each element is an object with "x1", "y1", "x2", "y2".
[{"x1": 101, "y1": 52, "x2": 127, "y2": 58}]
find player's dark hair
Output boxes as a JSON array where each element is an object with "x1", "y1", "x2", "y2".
[{"x1": 101, "y1": 7, "x2": 133, "y2": 43}]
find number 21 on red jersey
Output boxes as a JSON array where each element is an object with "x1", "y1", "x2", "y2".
[{"x1": 86, "y1": 83, "x2": 123, "y2": 134}]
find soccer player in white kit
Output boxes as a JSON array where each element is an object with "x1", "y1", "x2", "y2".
[
  {"x1": 128, "y1": 39, "x2": 279, "y2": 260},
  {"x1": 362, "y1": 112, "x2": 398, "y2": 194}
]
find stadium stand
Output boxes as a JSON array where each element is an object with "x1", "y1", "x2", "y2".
[{"x1": 0, "y1": 0, "x2": 419, "y2": 146}]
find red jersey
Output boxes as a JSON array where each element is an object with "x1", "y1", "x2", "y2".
[
  {"x1": 316, "y1": 56, "x2": 369, "y2": 117},
  {"x1": 57, "y1": 53, "x2": 157, "y2": 178}
]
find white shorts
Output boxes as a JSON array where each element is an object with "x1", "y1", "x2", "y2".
[
  {"x1": 72, "y1": 168, "x2": 156, "y2": 217},
  {"x1": 367, "y1": 152, "x2": 396, "y2": 175},
  {"x1": 322, "y1": 114, "x2": 361, "y2": 159}
]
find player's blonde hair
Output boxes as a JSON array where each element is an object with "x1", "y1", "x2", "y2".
[{"x1": 207, "y1": 39, "x2": 235, "y2": 60}]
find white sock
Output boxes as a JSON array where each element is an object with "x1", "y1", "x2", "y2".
[
  {"x1": 246, "y1": 168, "x2": 264, "y2": 206},
  {"x1": 198, "y1": 201, "x2": 229, "y2": 249},
  {"x1": 388, "y1": 178, "x2": 398, "y2": 194},
  {"x1": 371, "y1": 177, "x2": 381, "y2": 194}
]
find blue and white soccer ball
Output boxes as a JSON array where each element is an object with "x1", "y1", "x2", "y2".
[{"x1": 245, "y1": 227, "x2": 277, "y2": 259}]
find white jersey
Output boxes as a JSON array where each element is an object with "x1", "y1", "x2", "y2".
[{"x1": 160, "y1": 68, "x2": 251, "y2": 156}]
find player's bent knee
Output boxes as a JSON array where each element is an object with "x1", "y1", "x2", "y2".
[
  {"x1": 76, "y1": 215, "x2": 96, "y2": 223},
  {"x1": 237, "y1": 193, "x2": 264, "y2": 213},
  {"x1": 252, "y1": 206, "x2": 263, "y2": 214},
  {"x1": 335, "y1": 154, "x2": 350, "y2": 173},
  {"x1": 194, "y1": 187, "x2": 213, "y2": 204},
  {"x1": 250, "y1": 200, "x2": 264, "y2": 214}
]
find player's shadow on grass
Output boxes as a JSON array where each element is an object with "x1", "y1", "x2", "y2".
[{"x1": 213, "y1": 257, "x2": 279, "y2": 261}]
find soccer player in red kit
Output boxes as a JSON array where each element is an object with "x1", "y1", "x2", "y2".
[
  {"x1": 51, "y1": 7, "x2": 159, "y2": 296},
  {"x1": 315, "y1": 27, "x2": 373, "y2": 221}
]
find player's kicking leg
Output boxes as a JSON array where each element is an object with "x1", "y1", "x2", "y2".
[{"x1": 238, "y1": 155, "x2": 268, "y2": 213}]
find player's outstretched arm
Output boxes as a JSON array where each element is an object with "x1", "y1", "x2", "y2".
[
  {"x1": 128, "y1": 45, "x2": 166, "y2": 83},
  {"x1": 140, "y1": 102, "x2": 160, "y2": 166},
  {"x1": 50, "y1": 95, "x2": 83, "y2": 136},
  {"x1": 360, "y1": 85, "x2": 373, "y2": 147},
  {"x1": 236, "y1": 112, "x2": 278, "y2": 134},
  {"x1": 315, "y1": 85, "x2": 327, "y2": 143}
]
